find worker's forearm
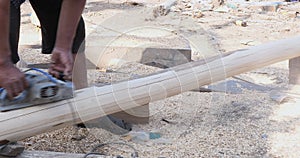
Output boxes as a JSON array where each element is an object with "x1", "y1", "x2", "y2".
[
  {"x1": 54, "y1": 0, "x2": 86, "y2": 52},
  {"x1": 0, "y1": 1, "x2": 11, "y2": 64}
]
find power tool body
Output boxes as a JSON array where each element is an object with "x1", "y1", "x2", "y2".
[{"x1": 0, "y1": 68, "x2": 74, "y2": 112}]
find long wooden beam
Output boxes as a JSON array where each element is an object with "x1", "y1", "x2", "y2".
[{"x1": 1, "y1": 36, "x2": 300, "y2": 144}]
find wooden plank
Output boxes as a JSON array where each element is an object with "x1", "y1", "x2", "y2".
[
  {"x1": 0, "y1": 36, "x2": 300, "y2": 144},
  {"x1": 16, "y1": 150, "x2": 106, "y2": 158}
]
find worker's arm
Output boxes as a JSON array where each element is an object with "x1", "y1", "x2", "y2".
[
  {"x1": 49, "y1": 0, "x2": 86, "y2": 80},
  {"x1": 0, "y1": 1, "x2": 27, "y2": 98}
]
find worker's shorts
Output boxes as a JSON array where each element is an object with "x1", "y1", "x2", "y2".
[{"x1": 10, "y1": 0, "x2": 85, "y2": 64}]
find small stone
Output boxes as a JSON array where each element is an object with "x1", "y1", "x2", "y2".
[
  {"x1": 235, "y1": 20, "x2": 247, "y2": 27},
  {"x1": 283, "y1": 28, "x2": 291, "y2": 32},
  {"x1": 214, "y1": 6, "x2": 230, "y2": 13},
  {"x1": 193, "y1": 11, "x2": 204, "y2": 18},
  {"x1": 0, "y1": 144, "x2": 25, "y2": 157},
  {"x1": 261, "y1": 134, "x2": 268, "y2": 139},
  {"x1": 182, "y1": 11, "x2": 193, "y2": 16}
]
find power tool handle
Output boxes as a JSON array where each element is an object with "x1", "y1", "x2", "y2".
[{"x1": 0, "y1": 89, "x2": 28, "y2": 103}]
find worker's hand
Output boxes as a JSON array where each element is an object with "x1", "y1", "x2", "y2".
[
  {"x1": 49, "y1": 48, "x2": 74, "y2": 81},
  {"x1": 0, "y1": 60, "x2": 28, "y2": 99}
]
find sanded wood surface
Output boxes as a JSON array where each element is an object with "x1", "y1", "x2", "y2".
[{"x1": 0, "y1": 36, "x2": 300, "y2": 144}]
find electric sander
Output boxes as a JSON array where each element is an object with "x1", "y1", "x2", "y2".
[{"x1": 0, "y1": 68, "x2": 74, "y2": 112}]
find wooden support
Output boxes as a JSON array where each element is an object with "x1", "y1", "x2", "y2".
[
  {"x1": 110, "y1": 104, "x2": 149, "y2": 124},
  {"x1": 288, "y1": 56, "x2": 300, "y2": 95},
  {"x1": 0, "y1": 36, "x2": 300, "y2": 144},
  {"x1": 289, "y1": 57, "x2": 300, "y2": 85}
]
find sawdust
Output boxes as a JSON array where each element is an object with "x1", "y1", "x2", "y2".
[{"x1": 16, "y1": 0, "x2": 300, "y2": 157}]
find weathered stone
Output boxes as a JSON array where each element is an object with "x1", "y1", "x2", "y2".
[
  {"x1": 250, "y1": 2, "x2": 284, "y2": 12},
  {"x1": 0, "y1": 143, "x2": 25, "y2": 157}
]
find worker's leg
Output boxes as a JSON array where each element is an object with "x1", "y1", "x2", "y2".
[
  {"x1": 29, "y1": 0, "x2": 87, "y2": 89},
  {"x1": 9, "y1": 2, "x2": 21, "y2": 64}
]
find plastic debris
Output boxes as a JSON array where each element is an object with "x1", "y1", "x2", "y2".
[
  {"x1": 122, "y1": 131, "x2": 172, "y2": 144},
  {"x1": 261, "y1": 134, "x2": 268, "y2": 139}
]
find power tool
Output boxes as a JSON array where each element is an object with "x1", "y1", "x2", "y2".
[{"x1": 0, "y1": 68, "x2": 74, "y2": 112}]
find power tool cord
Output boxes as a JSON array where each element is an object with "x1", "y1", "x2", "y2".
[{"x1": 24, "y1": 68, "x2": 58, "y2": 83}]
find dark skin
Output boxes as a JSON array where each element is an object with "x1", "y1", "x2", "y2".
[{"x1": 0, "y1": 0, "x2": 86, "y2": 99}]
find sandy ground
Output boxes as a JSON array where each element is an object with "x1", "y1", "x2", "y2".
[{"x1": 14, "y1": 0, "x2": 300, "y2": 157}]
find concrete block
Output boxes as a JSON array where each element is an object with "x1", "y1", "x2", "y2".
[
  {"x1": 86, "y1": 35, "x2": 191, "y2": 69},
  {"x1": 250, "y1": 2, "x2": 283, "y2": 12}
]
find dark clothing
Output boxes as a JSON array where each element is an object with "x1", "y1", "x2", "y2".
[
  {"x1": 11, "y1": 0, "x2": 25, "y2": 8},
  {"x1": 9, "y1": 3, "x2": 21, "y2": 64},
  {"x1": 9, "y1": 0, "x2": 86, "y2": 64}
]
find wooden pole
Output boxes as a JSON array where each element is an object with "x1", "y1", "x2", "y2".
[{"x1": 1, "y1": 36, "x2": 300, "y2": 144}]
